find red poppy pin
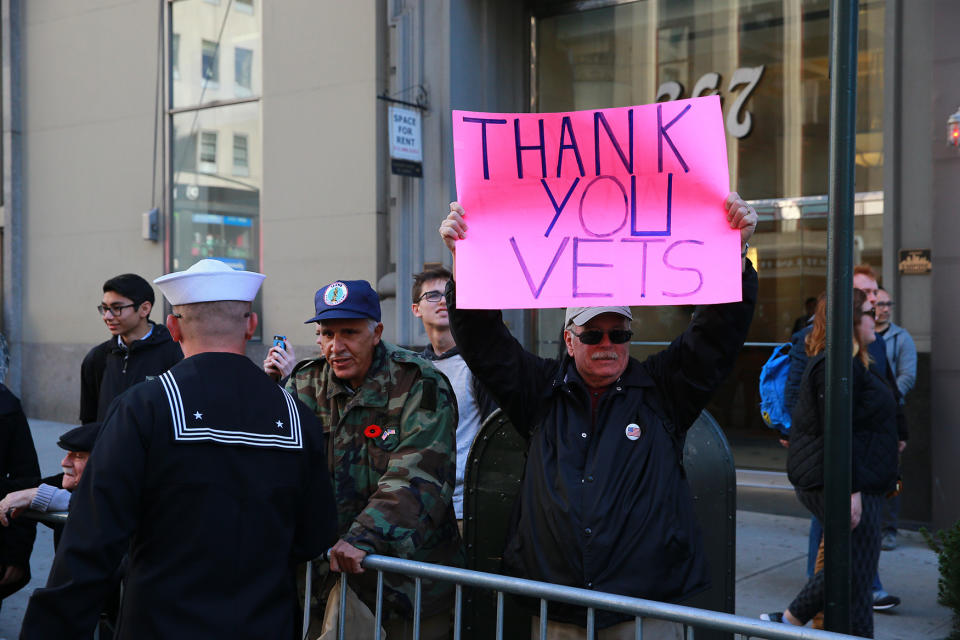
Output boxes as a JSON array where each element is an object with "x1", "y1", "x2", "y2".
[{"x1": 364, "y1": 424, "x2": 383, "y2": 438}]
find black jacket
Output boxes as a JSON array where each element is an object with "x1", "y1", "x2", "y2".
[
  {"x1": 0, "y1": 384, "x2": 40, "y2": 599},
  {"x1": 22, "y1": 353, "x2": 337, "y2": 640},
  {"x1": 787, "y1": 353, "x2": 900, "y2": 494},
  {"x1": 449, "y1": 263, "x2": 757, "y2": 628},
  {"x1": 784, "y1": 325, "x2": 901, "y2": 439},
  {"x1": 80, "y1": 322, "x2": 183, "y2": 423}
]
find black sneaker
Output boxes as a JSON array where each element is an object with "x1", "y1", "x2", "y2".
[
  {"x1": 760, "y1": 612, "x2": 785, "y2": 622},
  {"x1": 873, "y1": 590, "x2": 901, "y2": 611},
  {"x1": 881, "y1": 533, "x2": 898, "y2": 551}
]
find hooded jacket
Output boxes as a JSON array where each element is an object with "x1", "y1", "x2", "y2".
[
  {"x1": 80, "y1": 322, "x2": 183, "y2": 423},
  {"x1": 879, "y1": 322, "x2": 917, "y2": 398}
]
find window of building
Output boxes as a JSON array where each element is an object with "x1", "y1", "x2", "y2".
[
  {"x1": 199, "y1": 131, "x2": 217, "y2": 173},
  {"x1": 235, "y1": 0, "x2": 253, "y2": 14},
  {"x1": 170, "y1": 0, "x2": 262, "y2": 337},
  {"x1": 201, "y1": 39, "x2": 219, "y2": 85},
  {"x1": 172, "y1": 33, "x2": 180, "y2": 80},
  {"x1": 234, "y1": 47, "x2": 253, "y2": 94},
  {"x1": 232, "y1": 134, "x2": 249, "y2": 176}
]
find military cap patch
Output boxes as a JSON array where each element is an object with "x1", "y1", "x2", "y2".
[{"x1": 324, "y1": 281, "x2": 349, "y2": 306}]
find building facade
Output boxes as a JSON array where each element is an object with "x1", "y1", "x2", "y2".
[{"x1": 0, "y1": 0, "x2": 955, "y2": 528}]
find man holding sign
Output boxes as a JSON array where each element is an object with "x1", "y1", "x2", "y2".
[{"x1": 439, "y1": 187, "x2": 756, "y2": 637}]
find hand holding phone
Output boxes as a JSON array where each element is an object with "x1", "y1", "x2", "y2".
[{"x1": 263, "y1": 335, "x2": 295, "y2": 381}]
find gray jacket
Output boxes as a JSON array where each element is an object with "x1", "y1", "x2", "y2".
[{"x1": 882, "y1": 322, "x2": 917, "y2": 398}]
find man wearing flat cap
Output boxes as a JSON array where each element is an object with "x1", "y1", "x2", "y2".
[
  {"x1": 0, "y1": 422, "x2": 101, "y2": 531},
  {"x1": 440, "y1": 195, "x2": 758, "y2": 639},
  {"x1": 21, "y1": 259, "x2": 337, "y2": 640},
  {"x1": 278, "y1": 278, "x2": 462, "y2": 639}
]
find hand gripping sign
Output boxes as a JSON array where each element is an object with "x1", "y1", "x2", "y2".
[{"x1": 451, "y1": 96, "x2": 740, "y2": 309}]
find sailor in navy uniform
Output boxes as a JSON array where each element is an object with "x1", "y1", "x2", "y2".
[{"x1": 21, "y1": 259, "x2": 337, "y2": 640}]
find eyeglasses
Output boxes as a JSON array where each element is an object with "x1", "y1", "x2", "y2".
[
  {"x1": 97, "y1": 303, "x2": 136, "y2": 317},
  {"x1": 416, "y1": 290, "x2": 444, "y2": 303},
  {"x1": 876, "y1": 301, "x2": 894, "y2": 308},
  {"x1": 571, "y1": 329, "x2": 633, "y2": 345}
]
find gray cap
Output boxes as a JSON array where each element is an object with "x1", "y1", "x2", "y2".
[{"x1": 564, "y1": 306, "x2": 633, "y2": 328}]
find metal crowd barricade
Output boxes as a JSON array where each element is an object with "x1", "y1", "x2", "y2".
[
  {"x1": 19, "y1": 510, "x2": 68, "y2": 525},
  {"x1": 26, "y1": 511, "x2": 857, "y2": 639},
  {"x1": 307, "y1": 556, "x2": 861, "y2": 640}
]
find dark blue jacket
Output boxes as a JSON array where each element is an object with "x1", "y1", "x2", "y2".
[{"x1": 449, "y1": 263, "x2": 757, "y2": 629}]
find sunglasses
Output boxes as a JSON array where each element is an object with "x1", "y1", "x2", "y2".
[{"x1": 571, "y1": 329, "x2": 633, "y2": 345}]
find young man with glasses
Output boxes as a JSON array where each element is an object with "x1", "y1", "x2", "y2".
[
  {"x1": 79, "y1": 273, "x2": 182, "y2": 423},
  {"x1": 411, "y1": 266, "x2": 497, "y2": 531},
  {"x1": 440, "y1": 194, "x2": 758, "y2": 638},
  {"x1": 874, "y1": 287, "x2": 917, "y2": 555},
  {"x1": 875, "y1": 288, "x2": 917, "y2": 401}
]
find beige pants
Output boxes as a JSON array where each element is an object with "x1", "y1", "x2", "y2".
[
  {"x1": 383, "y1": 611, "x2": 452, "y2": 640},
  {"x1": 317, "y1": 582, "x2": 451, "y2": 640},
  {"x1": 531, "y1": 615, "x2": 685, "y2": 640}
]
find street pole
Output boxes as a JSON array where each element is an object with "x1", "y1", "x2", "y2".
[{"x1": 824, "y1": 0, "x2": 858, "y2": 632}]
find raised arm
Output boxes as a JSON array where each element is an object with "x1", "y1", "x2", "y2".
[{"x1": 441, "y1": 202, "x2": 560, "y2": 436}]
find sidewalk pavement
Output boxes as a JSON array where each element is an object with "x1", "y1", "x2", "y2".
[
  {"x1": 0, "y1": 419, "x2": 953, "y2": 639},
  {"x1": 736, "y1": 509, "x2": 952, "y2": 639}
]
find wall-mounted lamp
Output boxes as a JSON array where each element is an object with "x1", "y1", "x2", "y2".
[{"x1": 948, "y1": 106, "x2": 960, "y2": 147}]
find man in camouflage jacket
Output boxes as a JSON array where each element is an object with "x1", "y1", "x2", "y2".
[{"x1": 280, "y1": 279, "x2": 462, "y2": 633}]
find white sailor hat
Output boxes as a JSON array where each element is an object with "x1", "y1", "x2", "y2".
[{"x1": 153, "y1": 259, "x2": 265, "y2": 305}]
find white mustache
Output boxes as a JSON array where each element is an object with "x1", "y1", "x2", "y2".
[{"x1": 591, "y1": 352, "x2": 619, "y2": 361}]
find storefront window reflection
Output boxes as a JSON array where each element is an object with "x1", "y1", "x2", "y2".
[
  {"x1": 534, "y1": 0, "x2": 885, "y2": 468},
  {"x1": 170, "y1": 0, "x2": 262, "y2": 336}
]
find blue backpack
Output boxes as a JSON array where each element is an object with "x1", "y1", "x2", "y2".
[{"x1": 758, "y1": 343, "x2": 792, "y2": 434}]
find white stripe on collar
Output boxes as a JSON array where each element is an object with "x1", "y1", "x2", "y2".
[{"x1": 159, "y1": 371, "x2": 303, "y2": 449}]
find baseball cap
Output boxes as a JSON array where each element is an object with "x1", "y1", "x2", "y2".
[
  {"x1": 305, "y1": 280, "x2": 381, "y2": 324},
  {"x1": 564, "y1": 306, "x2": 633, "y2": 328}
]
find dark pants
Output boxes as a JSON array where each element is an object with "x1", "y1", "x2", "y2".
[
  {"x1": 789, "y1": 490, "x2": 882, "y2": 638},
  {"x1": 881, "y1": 492, "x2": 900, "y2": 537}
]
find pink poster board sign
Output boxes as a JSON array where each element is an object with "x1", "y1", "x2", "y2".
[{"x1": 452, "y1": 96, "x2": 739, "y2": 309}]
